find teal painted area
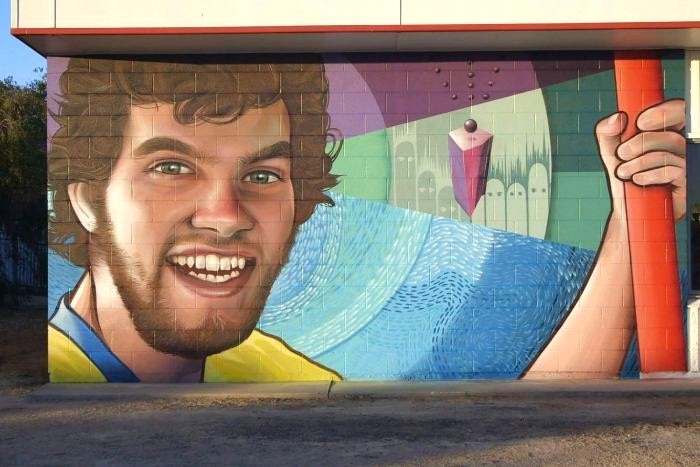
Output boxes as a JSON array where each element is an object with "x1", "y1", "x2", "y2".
[
  {"x1": 331, "y1": 129, "x2": 391, "y2": 202},
  {"x1": 662, "y1": 53, "x2": 685, "y2": 100},
  {"x1": 543, "y1": 53, "x2": 685, "y2": 251},
  {"x1": 547, "y1": 171, "x2": 609, "y2": 250},
  {"x1": 542, "y1": 70, "x2": 615, "y2": 174},
  {"x1": 677, "y1": 219, "x2": 688, "y2": 276}
]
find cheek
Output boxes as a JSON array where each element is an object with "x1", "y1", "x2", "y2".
[
  {"x1": 248, "y1": 200, "x2": 293, "y2": 224},
  {"x1": 151, "y1": 199, "x2": 194, "y2": 223},
  {"x1": 106, "y1": 180, "x2": 148, "y2": 248},
  {"x1": 242, "y1": 189, "x2": 295, "y2": 238},
  {"x1": 105, "y1": 186, "x2": 183, "y2": 267}
]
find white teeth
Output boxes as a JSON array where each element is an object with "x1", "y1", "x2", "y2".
[
  {"x1": 171, "y1": 253, "x2": 250, "y2": 282},
  {"x1": 187, "y1": 270, "x2": 235, "y2": 284},
  {"x1": 205, "y1": 254, "x2": 219, "y2": 272}
]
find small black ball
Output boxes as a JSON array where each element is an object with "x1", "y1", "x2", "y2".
[{"x1": 464, "y1": 119, "x2": 478, "y2": 133}]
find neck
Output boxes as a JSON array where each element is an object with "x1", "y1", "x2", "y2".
[{"x1": 69, "y1": 269, "x2": 205, "y2": 382}]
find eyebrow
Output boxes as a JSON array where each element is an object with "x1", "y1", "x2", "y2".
[
  {"x1": 131, "y1": 138, "x2": 291, "y2": 164},
  {"x1": 132, "y1": 137, "x2": 198, "y2": 159},
  {"x1": 245, "y1": 141, "x2": 292, "y2": 164}
]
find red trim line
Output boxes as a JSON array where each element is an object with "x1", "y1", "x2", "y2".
[{"x1": 11, "y1": 21, "x2": 700, "y2": 36}]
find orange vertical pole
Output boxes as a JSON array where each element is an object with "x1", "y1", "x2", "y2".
[{"x1": 614, "y1": 51, "x2": 686, "y2": 373}]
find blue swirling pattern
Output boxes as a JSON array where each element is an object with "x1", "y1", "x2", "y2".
[{"x1": 262, "y1": 193, "x2": 595, "y2": 379}]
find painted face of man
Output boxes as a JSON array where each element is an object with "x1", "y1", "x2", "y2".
[{"x1": 90, "y1": 99, "x2": 295, "y2": 357}]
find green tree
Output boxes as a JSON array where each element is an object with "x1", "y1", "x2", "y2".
[{"x1": 0, "y1": 73, "x2": 47, "y2": 295}]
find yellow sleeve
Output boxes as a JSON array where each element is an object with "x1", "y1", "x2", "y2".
[
  {"x1": 48, "y1": 326, "x2": 107, "y2": 383},
  {"x1": 204, "y1": 330, "x2": 341, "y2": 383}
]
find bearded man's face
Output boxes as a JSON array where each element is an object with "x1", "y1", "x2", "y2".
[{"x1": 89, "y1": 100, "x2": 295, "y2": 357}]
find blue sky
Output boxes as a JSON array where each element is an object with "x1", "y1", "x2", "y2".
[{"x1": 1, "y1": 4, "x2": 46, "y2": 84}]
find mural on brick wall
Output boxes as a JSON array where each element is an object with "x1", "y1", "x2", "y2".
[{"x1": 46, "y1": 53, "x2": 689, "y2": 382}]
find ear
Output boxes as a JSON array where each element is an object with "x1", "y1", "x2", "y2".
[{"x1": 67, "y1": 182, "x2": 98, "y2": 233}]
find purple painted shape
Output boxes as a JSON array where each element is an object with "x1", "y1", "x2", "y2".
[
  {"x1": 389, "y1": 61, "x2": 469, "y2": 71},
  {"x1": 386, "y1": 92, "x2": 430, "y2": 114},
  {"x1": 364, "y1": 71, "x2": 408, "y2": 91},
  {"x1": 352, "y1": 63, "x2": 389, "y2": 72},
  {"x1": 448, "y1": 128, "x2": 493, "y2": 216},
  {"x1": 342, "y1": 92, "x2": 387, "y2": 114},
  {"x1": 325, "y1": 71, "x2": 366, "y2": 92},
  {"x1": 323, "y1": 55, "x2": 614, "y2": 139},
  {"x1": 361, "y1": 60, "x2": 541, "y2": 131},
  {"x1": 408, "y1": 71, "x2": 448, "y2": 90},
  {"x1": 325, "y1": 62, "x2": 387, "y2": 138}
]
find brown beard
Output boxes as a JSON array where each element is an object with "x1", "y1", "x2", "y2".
[{"x1": 91, "y1": 214, "x2": 296, "y2": 359}]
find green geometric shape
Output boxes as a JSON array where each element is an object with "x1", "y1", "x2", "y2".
[{"x1": 330, "y1": 128, "x2": 391, "y2": 202}]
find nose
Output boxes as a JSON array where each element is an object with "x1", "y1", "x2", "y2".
[{"x1": 190, "y1": 180, "x2": 253, "y2": 238}]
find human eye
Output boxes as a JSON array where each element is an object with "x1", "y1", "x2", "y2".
[
  {"x1": 150, "y1": 160, "x2": 195, "y2": 176},
  {"x1": 242, "y1": 170, "x2": 281, "y2": 184}
]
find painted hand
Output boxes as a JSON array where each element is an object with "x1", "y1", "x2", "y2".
[{"x1": 595, "y1": 99, "x2": 687, "y2": 220}]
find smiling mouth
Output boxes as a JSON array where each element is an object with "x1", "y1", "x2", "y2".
[{"x1": 166, "y1": 253, "x2": 255, "y2": 285}]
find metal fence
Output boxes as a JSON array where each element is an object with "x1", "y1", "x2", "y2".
[{"x1": 0, "y1": 229, "x2": 45, "y2": 292}]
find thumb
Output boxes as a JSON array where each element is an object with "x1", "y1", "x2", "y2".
[{"x1": 595, "y1": 112, "x2": 628, "y2": 173}]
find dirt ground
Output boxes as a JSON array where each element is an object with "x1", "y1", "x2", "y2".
[
  {"x1": 0, "y1": 300, "x2": 47, "y2": 389},
  {"x1": 0, "y1": 392, "x2": 698, "y2": 465},
  {"x1": 1, "y1": 302, "x2": 699, "y2": 465}
]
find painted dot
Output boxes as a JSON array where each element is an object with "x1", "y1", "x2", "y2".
[
  {"x1": 435, "y1": 67, "x2": 441, "y2": 73},
  {"x1": 442, "y1": 81, "x2": 449, "y2": 87},
  {"x1": 482, "y1": 93, "x2": 490, "y2": 99},
  {"x1": 451, "y1": 94, "x2": 457, "y2": 100},
  {"x1": 464, "y1": 119, "x2": 478, "y2": 133},
  {"x1": 493, "y1": 66, "x2": 500, "y2": 73},
  {"x1": 467, "y1": 71, "x2": 475, "y2": 78},
  {"x1": 488, "y1": 80, "x2": 494, "y2": 86},
  {"x1": 467, "y1": 82, "x2": 474, "y2": 88},
  {"x1": 467, "y1": 94, "x2": 474, "y2": 100}
]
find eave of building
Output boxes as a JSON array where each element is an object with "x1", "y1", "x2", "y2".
[{"x1": 11, "y1": 22, "x2": 700, "y2": 57}]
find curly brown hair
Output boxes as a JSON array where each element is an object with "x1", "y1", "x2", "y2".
[{"x1": 48, "y1": 57, "x2": 341, "y2": 266}]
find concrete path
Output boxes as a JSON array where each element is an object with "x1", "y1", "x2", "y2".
[
  {"x1": 30, "y1": 378, "x2": 700, "y2": 401},
  {"x1": 24, "y1": 379, "x2": 700, "y2": 401}
]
